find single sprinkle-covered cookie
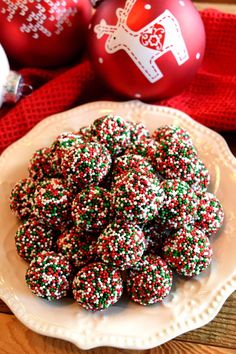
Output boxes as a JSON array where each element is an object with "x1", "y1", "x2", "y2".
[
  {"x1": 195, "y1": 191, "x2": 224, "y2": 236},
  {"x1": 97, "y1": 221, "x2": 146, "y2": 269},
  {"x1": 72, "y1": 262, "x2": 123, "y2": 311},
  {"x1": 56, "y1": 227, "x2": 98, "y2": 268},
  {"x1": 33, "y1": 178, "x2": 72, "y2": 230},
  {"x1": 61, "y1": 141, "x2": 112, "y2": 192},
  {"x1": 10, "y1": 177, "x2": 36, "y2": 220},
  {"x1": 158, "y1": 179, "x2": 199, "y2": 229},
  {"x1": 163, "y1": 226, "x2": 213, "y2": 277},
  {"x1": 72, "y1": 186, "x2": 111, "y2": 233},
  {"x1": 15, "y1": 218, "x2": 55, "y2": 262},
  {"x1": 50, "y1": 132, "x2": 90, "y2": 172},
  {"x1": 28, "y1": 147, "x2": 60, "y2": 180},
  {"x1": 90, "y1": 114, "x2": 132, "y2": 156},
  {"x1": 112, "y1": 172, "x2": 164, "y2": 223},
  {"x1": 25, "y1": 251, "x2": 72, "y2": 300},
  {"x1": 126, "y1": 254, "x2": 173, "y2": 305}
]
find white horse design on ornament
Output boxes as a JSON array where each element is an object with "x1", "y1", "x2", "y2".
[{"x1": 94, "y1": 0, "x2": 189, "y2": 83}]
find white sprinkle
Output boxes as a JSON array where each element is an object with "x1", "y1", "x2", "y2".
[
  {"x1": 144, "y1": 4, "x2": 151, "y2": 10},
  {"x1": 179, "y1": 1, "x2": 185, "y2": 6},
  {"x1": 98, "y1": 57, "x2": 104, "y2": 64},
  {"x1": 196, "y1": 53, "x2": 201, "y2": 60}
]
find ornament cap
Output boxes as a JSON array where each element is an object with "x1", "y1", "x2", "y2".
[
  {"x1": 90, "y1": 0, "x2": 103, "y2": 8},
  {"x1": 3, "y1": 71, "x2": 24, "y2": 104}
]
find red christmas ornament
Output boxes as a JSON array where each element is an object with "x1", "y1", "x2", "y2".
[
  {"x1": 88, "y1": 0, "x2": 206, "y2": 100},
  {"x1": 0, "y1": 0, "x2": 92, "y2": 68}
]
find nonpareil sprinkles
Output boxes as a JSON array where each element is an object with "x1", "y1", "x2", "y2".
[
  {"x1": 72, "y1": 186, "x2": 111, "y2": 232},
  {"x1": 9, "y1": 116, "x2": 224, "y2": 311},
  {"x1": 25, "y1": 251, "x2": 72, "y2": 301},
  {"x1": 72, "y1": 262, "x2": 123, "y2": 311},
  {"x1": 15, "y1": 218, "x2": 54, "y2": 262},
  {"x1": 56, "y1": 227, "x2": 98, "y2": 268},
  {"x1": 10, "y1": 177, "x2": 36, "y2": 220},
  {"x1": 61, "y1": 141, "x2": 112, "y2": 192},
  {"x1": 127, "y1": 255, "x2": 173, "y2": 305},
  {"x1": 97, "y1": 221, "x2": 146, "y2": 269},
  {"x1": 163, "y1": 226, "x2": 213, "y2": 277}
]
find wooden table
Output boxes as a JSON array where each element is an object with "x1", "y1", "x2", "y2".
[{"x1": 1, "y1": 2, "x2": 236, "y2": 353}]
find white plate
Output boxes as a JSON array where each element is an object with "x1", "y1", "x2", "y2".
[{"x1": 0, "y1": 100, "x2": 236, "y2": 350}]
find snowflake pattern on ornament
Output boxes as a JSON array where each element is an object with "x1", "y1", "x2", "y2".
[{"x1": 1, "y1": 0, "x2": 79, "y2": 39}]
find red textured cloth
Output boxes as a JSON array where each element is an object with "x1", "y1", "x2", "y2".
[{"x1": 0, "y1": 9, "x2": 235, "y2": 153}]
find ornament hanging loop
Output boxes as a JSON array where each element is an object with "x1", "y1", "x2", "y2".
[{"x1": 19, "y1": 83, "x2": 33, "y2": 98}]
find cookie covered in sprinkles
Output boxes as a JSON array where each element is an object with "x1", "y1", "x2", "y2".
[
  {"x1": 72, "y1": 186, "x2": 111, "y2": 233},
  {"x1": 155, "y1": 150, "x2": 210, "y2": 192},
  {"x1": 163, "y1": 226, "x2": 213, "y2": 277},
  {"x1": 126, "y1": 255, "x2": 173, "y2": 305},
  {"x1": 52, "y1": 132, "x2": 86, "y2": 153},
  {"x1": 28, "y1": 147, "x2": 60, "y2": 180},
  {"x1": 151, "y1": 127, "x2": 210, "y2": 192},
  {"x1": 159, "y1": 179, "x2": 198, "y2": 229},
  {"x1": 50, "y1": 132, "x2": 87, "y2": 172},
  {"x1": 25, "y1": 251, "x2": 72, "y2": 300},
  {"x1": 195, "y1": 192, "x2": 224, "y2": 236},
  {"x1": 61, "y1": 141, "x2": 112, "y2": 192},
  {"x1": 72, "y1": 262, "x2": 123, "y2": 311},
  {"x1": 90, "y1": 114, "x2": 132, "y2": 156},
  {"x1": 10, "y1": 177, "x2": 36, "y2": 220},
  {"x1": 33, "y1": 178, "x2": 71, "y2": 230},
  {"x1": 56, "y1": 227, "x2": 98, "y2": 268},
  {"x1": 97, "y1": 221, "x2": 146, "y2": 269},
  {"x1": 112, "y1": 172, "x2": 164, "y2": 223},
  {"x1": 15, "y1": 218, "x2": 55, "y2": 262}
]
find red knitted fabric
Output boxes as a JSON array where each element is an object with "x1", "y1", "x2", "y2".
[{"x1": 0, "y1": 9, "x2": 235, "y2": 153}]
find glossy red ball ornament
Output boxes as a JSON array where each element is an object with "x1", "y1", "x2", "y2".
[
  {"x1": 88, "y1": 0, "x2": 205, "y2": 100},
  {"x1": 0, "y1": 0, "x2": 92, "y2": 68}
]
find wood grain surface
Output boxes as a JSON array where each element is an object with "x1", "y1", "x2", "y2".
[
  {"x1": 0, "y1": 2, "x2": 236, "y2": 353},
  {"x1": 0, "y1": 312, "x2": 235, "y2": 354}
]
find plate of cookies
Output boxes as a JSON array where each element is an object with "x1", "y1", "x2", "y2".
[{"x1": 0, "y1": 100, "x2": 235, "y2": 350}]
